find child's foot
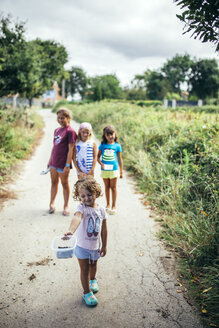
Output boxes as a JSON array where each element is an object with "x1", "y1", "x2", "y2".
[
  {"x1": 82, "y1": 291, "x2": 98, "y2": 306},
  {"x1": 89, "y1": 279, "x2": 99, "y2": 293},
  {"x1": 63, "y1": 210, "x2": 70, "y2": 216},
  {"x1": 49, "y1": 206, "x2": 55, "y2": 214},
  {"x1": 110, "y1": 209, "x2": 117, "y2": 215},
  {"x1": 105, "y1": 207, "x2": 110, "y2": 213}
]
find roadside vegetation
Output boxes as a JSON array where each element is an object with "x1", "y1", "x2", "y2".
[
  {"x1": 54, "y1": 100, "x2": 219, "y2": 326},
  {"x1": 1, "y1": 9, "x2": 218, "y2": 326},
  {"x1": 0, "y1": 104, "x2": 43, "y2": 187}
]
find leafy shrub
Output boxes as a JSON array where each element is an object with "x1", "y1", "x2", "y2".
[
  {"x1": 0, "y1": 107, "x2": 43, "y2": 182},
  {"x1": 136, "y1": 100, "x2": 163, "y2": 107},
  {"x1": 56, "y1": 100, "x2": 219, "y2": 323}
]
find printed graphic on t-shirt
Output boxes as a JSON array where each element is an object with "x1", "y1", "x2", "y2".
[
  {"x1": 102, "y1": 149, "x2": 115, "y2": 162},
  {"x1": 87, "y1": 216, "x2": 100, "y2": 237},
  {"x1": 55, "y1": 135, "x2": 61, "y2": 144}
]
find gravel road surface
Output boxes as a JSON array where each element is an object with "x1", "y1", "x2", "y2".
[{"x1": 0, "y1": 109, "x2": 203, "y2": 328}]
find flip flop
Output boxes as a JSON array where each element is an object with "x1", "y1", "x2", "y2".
[
  {"x1": 49, "y1": 206, "x2": 55, "y2": 214},
  {"x1": 63, "y1": 210, "x2": 70, "y2": 216},
  {"x1": 110, "y1": 209, "x2": 117, "y2": 215}
]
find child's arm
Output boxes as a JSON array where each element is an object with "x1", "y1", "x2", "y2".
[
  {"x1": 100, "y1": 219, "x2": 107, "y2": 257},
  {"x1": 118, "y1": 152, "x2": 123, "y2": 178},
  {"x1": 64, "y1": 142, "x2": 75, "y2": 174},
  {"x1": 72, "y1": 144, "x2": 83, "y2": 174},
  {"x1": 97, "y1": 149, "x2": 104, "y2": 170},
  {"x1": 47, "y1": 131, "x2": 55, "y2": 167},
  {"x1": 65, "y1": 212, "x2": 82, "y2": 235},
  {"x1": 88, "y1": 142, "x2": 97, "y2": 175}
]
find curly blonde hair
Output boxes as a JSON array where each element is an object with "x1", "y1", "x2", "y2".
[{"x1": 73, "y1": 177, "x2": 102, "y2": 200}]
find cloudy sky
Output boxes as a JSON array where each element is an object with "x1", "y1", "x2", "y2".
[{"x1": 0, "y1": 0, "x2": 218, "y2": 86}]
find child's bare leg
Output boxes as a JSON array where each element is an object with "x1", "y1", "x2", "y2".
[
  {"x1": 78, "y1": 259, "x2": 90, "y2": 294},
  {"x1": 50, "y1": 169, "x2": 59, "y2": 209},
  {"x1": 89, "y1": 260, "x2": 97, "y2": 280},
  {"x1": 59, "y1": 171, "x2": 70, "y2": 212},
  {"x1": 103, "y1": 178, "x2": 110, "y2": 209},
  {"x1": 110, "y1": 178, "x2": 117, "y2": 210}
]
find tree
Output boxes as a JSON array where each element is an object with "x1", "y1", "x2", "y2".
[
  {"x1": 0, "y1": 14, "x2": 68, "y2": 105},
  {"x1": 21, "y1": 39, "x2": 68, "y2": 105},
  {"x1": 123, "y1": 86, "x2": 147, "y2": 100},
  {"x1": 0, "y1": 15, "x2": 28, "y2": 96},
  {"x1": 32, "y1": 39, "x2": 68, "y2": 88},
  {"x1": 132, "y1": 70, "x2": 169, "y2": 100},
  {"x1": 145, "y1": 70, "x2": 167, "y2": 100},
  {"x1": 174, "y1": 0, "x2": 219, "y2": 51},
  {"x1": 161, "y1": 54, "x2": 193, "y2": 93},
  {"x1": 189, "y1": 58, "x2": 219, "y2": 99},
  {"x1": 86, "y1": 74, "x2": 123, "y2": 101},
  {"x1": 65, "y1": 66, "x2": 87, "y2": 100}
]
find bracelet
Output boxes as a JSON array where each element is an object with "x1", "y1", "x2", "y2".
[{"x1": 65, "y1": 163, "x2": 70, "y2": 167}]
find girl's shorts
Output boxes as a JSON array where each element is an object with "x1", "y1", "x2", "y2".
[
  {"x1": 75, "y1": 245, "x2": 100, "y2": 262},
  {"x1": 101, "y1": 170, "x2": 118, "y2": 179},
  {"x1": 49, "y1": 165, "x2": 64, "y2": 173}
]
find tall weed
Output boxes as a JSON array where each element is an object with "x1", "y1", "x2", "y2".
[
  {"x1": 0, "y1": 107, "x2": 43, "y2": 182},
  {"x1": 59, "y1": 101, "x2": 218, "y2": 324}
]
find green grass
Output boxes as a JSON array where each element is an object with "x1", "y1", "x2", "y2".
[
  {"x1": 54, "y1": 100, "x2": 219, "y2": 326},
  {"x1": 0, "y1": 106, "x2": 43, "y2": 183}
]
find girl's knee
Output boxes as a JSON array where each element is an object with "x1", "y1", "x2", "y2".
[
  {"x1": 51, "y1": 178, "x2": 59, "y2": 186},
  {"x1": 61, "y1": 181, "x2": 69, "y2": 188},
  {"x1": 111, "y1": 185, "x2": 117, "y2": 192}
]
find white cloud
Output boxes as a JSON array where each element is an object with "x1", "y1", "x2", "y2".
[{"x1": 0, "y1": 0, "x2": 217, "y2": 85}]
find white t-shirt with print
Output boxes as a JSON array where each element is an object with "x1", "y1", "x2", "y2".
[
  {"x1": 76, "y1": 140, "x2": 94, "y2": 173},
  {"x1": 75, "y1": 203, "x2": 107, "y2": 250}
]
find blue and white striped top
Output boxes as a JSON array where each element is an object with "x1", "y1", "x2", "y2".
[{"x1": 76, "y1": 140, "x2": 94, "y2": 173}]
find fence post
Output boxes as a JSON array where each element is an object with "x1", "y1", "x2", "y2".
[
  {"x1": 172, "y1": 99, "x2": 176, "y2": 109},
  {"x1": 13, "y1": 93, "x2": 18, "y2": 109},
  {"x1": 198, "y1": 99, "x2": 203, "y2": 107},
  {"x1": 164, "y1": 99, "x2": 168, "y2": 109}
]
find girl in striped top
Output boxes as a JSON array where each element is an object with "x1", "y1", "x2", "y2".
[{"x1": 73, "y1": 122, "x2": 97, "y2": 180}]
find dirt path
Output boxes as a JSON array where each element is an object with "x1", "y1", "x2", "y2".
[{"x1": 0, "y1": 109, "x2": 203, "y2": 328}]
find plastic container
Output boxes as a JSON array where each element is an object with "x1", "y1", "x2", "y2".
[{"x1": 51, "y1": 235, "x2": 77, "y2": 259}]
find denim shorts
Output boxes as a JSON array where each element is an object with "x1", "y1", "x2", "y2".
[
  {"x1": 49, "y1": 165, "x2": 64, "y2": 173},
  {"x1": 75, "y1": 245, "x2": 100, "y2": 262}
]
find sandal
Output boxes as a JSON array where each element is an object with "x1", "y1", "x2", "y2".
[
  {"x1": 82, "y1": 292, "x2": 98, "y2": 306},
  {"x1": 110, "y1": 209, "x2": 117, "y2": 215},
  {"x1": 63, "y1": 210, "x2": 70, "y2": 216},
  {"x1": 49, "y1": 206, "x2": 55, "y2": 214},
  {"x1": 89, "y1": 279, "x2": 99, "y2": 293}
]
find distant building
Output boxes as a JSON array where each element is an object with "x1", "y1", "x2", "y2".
[{"x1": 41, "y1": 81, "x2": 62, "y2": 107}]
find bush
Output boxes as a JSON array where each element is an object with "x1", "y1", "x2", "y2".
[
  {"x1": 0, "y1": 107, "x2": 43, "y2": 182},
  {"x1": 55, "y1": 100, "x2": 219, "y2": 325}
]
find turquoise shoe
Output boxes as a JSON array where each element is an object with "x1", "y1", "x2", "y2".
[
  {"x1": 82, "y1": 292, "x2": 98, "y2": 306},
  {"x1": 89, "y1": 279, "x2": 99, "y2": 293}
]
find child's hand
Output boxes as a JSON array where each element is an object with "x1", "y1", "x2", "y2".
[
  {"x1": 88, "y1": 170, "x2": 94, "y2": 175},
  {"x1": 63, "y1": 166, "x2": 70, "y2": 174},
  {"x1": 62, "y1": 232, "x2": 73, "y2": 240},
  {"x1": 100, "y1": 247, "x2": 107, "y2": 257},
  {"x1": 120, "y1": 172, "x2": 123, "y2": 179}
]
